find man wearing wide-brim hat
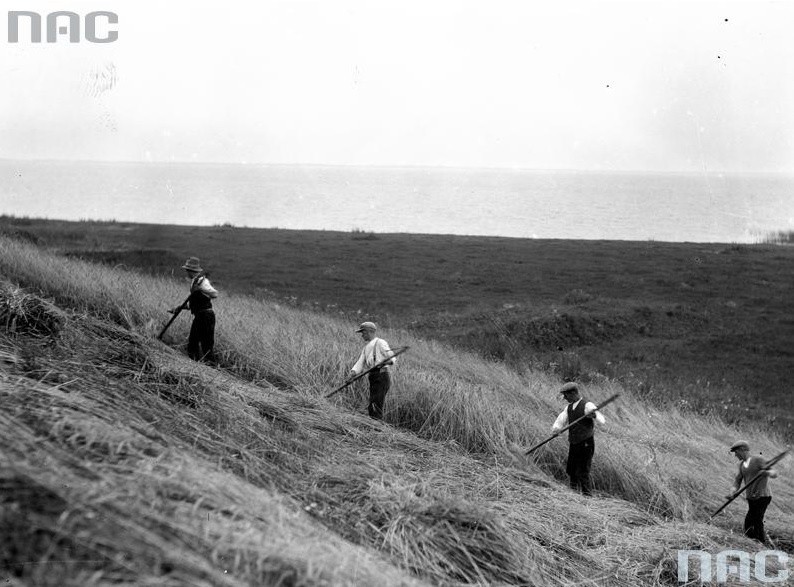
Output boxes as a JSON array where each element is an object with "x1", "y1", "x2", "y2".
[
  {"x1": 349, "y1": 322, "x2": 397, "y2": 420},
  {"x1": 551, "y1": 382, "x2": 606, "y2": 496},
  {"x1": 173, "y1": 257, "x2": 218, "y2": 362},
  {"x1": 727, "y1": 440, "x2": 779, "y2": 545}
]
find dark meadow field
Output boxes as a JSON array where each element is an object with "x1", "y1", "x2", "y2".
[{"x1": 2, "y1": 215, "x2": 792, "y2": 437}]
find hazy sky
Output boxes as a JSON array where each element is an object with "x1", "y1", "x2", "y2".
[{"x1": 1, "y1": 0, "x2": 792, "y2": 172}]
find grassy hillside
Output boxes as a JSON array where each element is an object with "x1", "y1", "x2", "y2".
[
  {"x1": 1, "y1": 216, "x2": 792, "y2": 438},
  {"x1": 1, "y1": 235, "x2": 792, "y2": 586}
]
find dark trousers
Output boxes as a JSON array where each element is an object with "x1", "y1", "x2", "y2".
[
  {"x1": 566, "y1": 437, "x2": 595, "y2": 496},
  {"x1": 367, "y1": 370, "x2": 391, "y2": 420},
  {"x1": 188, "y1": 310, "x2": 215, "y2": 362},
  {"x1": 744, "y1": 496, "x2": 772, "y2": 543}
]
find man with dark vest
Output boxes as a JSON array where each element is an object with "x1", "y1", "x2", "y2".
[
  {"x1": 172, "y1": 257, "x2": 218, "y2": 363},
  {"x1": 551, "y1": 382, "x2": 606, "y2": 496},
  {"x1": 349, "y1": 322, "x2": 397, "y2": 420}
]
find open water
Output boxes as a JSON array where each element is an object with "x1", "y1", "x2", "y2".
[{"x1": 1, "y1": 159, "x2": 792, "y2": 243}]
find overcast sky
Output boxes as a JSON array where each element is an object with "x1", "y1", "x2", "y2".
[{"x1": 1, "y1": 0, "x2": 792, "y2": 172}]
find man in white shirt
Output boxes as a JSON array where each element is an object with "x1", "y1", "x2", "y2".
[
  {"x1": 551, "y1": 382, "x2": 606, "y2": 496},
  {"x1": 349, "y1": 322, "x2": 396, "y2": 420}
]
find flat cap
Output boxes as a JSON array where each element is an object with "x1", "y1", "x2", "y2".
[
  {"x1": 559, "y1": 382, "x2": 579, "y2": 394},
  {"x1": 730, "y1": 440, "x2": 750, "y2": 452},
  {"x1": 355, "y1": 321, "x2": 377, "y2": 333}
]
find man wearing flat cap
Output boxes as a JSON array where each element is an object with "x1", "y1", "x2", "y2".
[
  {"x1": 173, "y1": 256, "x2": 218, "y2": 362},
  {"x1": 551, "y1": 382, "x2": 606, "y2": 496},
  {"x1": 727, "y1": 440, "x2": 779, "y2": 544},
  {"x1": 349, "y1": 322, "x2": 397, "y2": 420}
]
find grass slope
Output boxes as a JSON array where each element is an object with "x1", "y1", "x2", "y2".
[
  {"x1": 1, "y1": 216, "x2": 791, "y2": 438},
  {"x1": 1, "y1": 236, "x2": 792, "y2": 586}
]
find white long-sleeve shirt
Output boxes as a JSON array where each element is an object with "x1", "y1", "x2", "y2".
[
  {"x1": 351, "y1": 337, "x2": 396, "y2": 375},
  {"x1": 552, "y1": 399, "x2": 606, "y2": 432},
  {"x1": 191, "y1": 275, "x2": 218, "y2": 298}
]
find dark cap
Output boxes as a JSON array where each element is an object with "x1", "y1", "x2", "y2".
[
  {"x1": 560, "y1": 382, "x2": 579, "y2": 395},
  {"x1": 730, "y1": 440, "x2": 749, "y2": 452},
  {"x1": 355, "y1": 321, "x2": 377, "y2": 333}
]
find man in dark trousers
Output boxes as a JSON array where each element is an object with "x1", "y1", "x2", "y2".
[
  {"x1": 349, "y1": 322, "x2": 396, "y2": 420},
  {"x1": 551, "y1": 382, "x2": 606, "y2": 496},
  {"x1": 727, "y1": 440, "x2": 779, "y2": 545},
  {"x1": 173, "y1": 257, "x2": 218, "y2": 362}
]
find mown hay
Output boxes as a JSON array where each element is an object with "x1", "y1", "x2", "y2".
[
  {"x1": 0, "y1": 357, "x2": 421, "y2": 586},
  {"x1": 0, "y1": 282, "x2": 63, "y2": 337},
  {"x1": 1, "y1": 238, "x2": 793, "y2": 586}
]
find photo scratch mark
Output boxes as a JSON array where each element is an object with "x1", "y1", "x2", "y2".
[{"x1": 82, "y1": 62, "x2": 117, "y2": 98}]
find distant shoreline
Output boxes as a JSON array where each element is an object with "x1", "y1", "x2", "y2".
[{"x1": 1, "y1": 214, "x2": 791, "y2": 246}]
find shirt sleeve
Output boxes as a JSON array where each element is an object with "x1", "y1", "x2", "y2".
[
  {"x1": 584, "y1": 401, "x2": 606, "y2": 424},
  {"x1": 376, "y1": 339, "x2": 397, "y2": 366},
  {"x1": 552, "y1": 409, "x2": 568, "y2": 432},
  {"x1": 734, "y1": 464, "x2": 744, "y2": 489},
  {"x1": 193, "y1": 276, "x2": 218, "y2": 298},
  {"x1": 200, "y1": 277, "x2": 218, "y2": 298},
  {"x1": 351, "y1": 347, "x2": 367, "y2": 375}
]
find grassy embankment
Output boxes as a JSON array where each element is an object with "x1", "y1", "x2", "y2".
[
  {"x1": 2, "y1": 216, "x2": 792, "y2": 437},
  {"x1": 1, "y1": 235, "x2": 792, "y2": 586}
]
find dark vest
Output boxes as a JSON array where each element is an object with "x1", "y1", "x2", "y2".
[
  {"x1": 188, "y1": 275, "x2": 213, "y2": 314},
  {"x1": 567, "y1": 398, "x2": 594, "y2": 445}
]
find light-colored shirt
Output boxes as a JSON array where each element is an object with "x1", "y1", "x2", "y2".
[
  {"x1": 192, "y1": 275, "x2": 218, "y2": 298},
  {"x1": 351, "y1": 337, "x2": 396, "y2": 374},
  {"x1": 734, "y1": 456, "x2": 774, "y2": 500},
  {"x1": 552, "y1": 399, "x2": 606, "y2": 432}
]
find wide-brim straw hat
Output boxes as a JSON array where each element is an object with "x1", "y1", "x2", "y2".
[{"x1": 181, "y1": 257, "x2": 203, "y2": 272}]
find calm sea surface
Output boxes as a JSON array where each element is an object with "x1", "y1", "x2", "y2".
[{"x1": 1, "y1": 159, "x2": 792, "y2": 243}]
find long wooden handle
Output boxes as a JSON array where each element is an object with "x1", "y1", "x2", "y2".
[
  {"x1": 157, "y1": 295, "x2": 191, "y2": 339},
  {"x1": 326, "y1": 346, "x2": 410, "y2": 398}
]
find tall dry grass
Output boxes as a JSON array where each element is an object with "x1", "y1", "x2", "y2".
[{"x1": 1, "y1": 235, "x2": 792, "y2": 586}]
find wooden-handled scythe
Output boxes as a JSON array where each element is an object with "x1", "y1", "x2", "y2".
[
  {"x1": 710, "y1": 450, "x2": 788, "y2": 520},
  {"x1": 326, "y1": 346, "x2": 410, "y2": 398},
  {"x1": 524, "y1": 393, "x2": 621, "y2": 455},
  {"x1": 157, "y1": 295, "x2": 190, "y2": 340}
]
